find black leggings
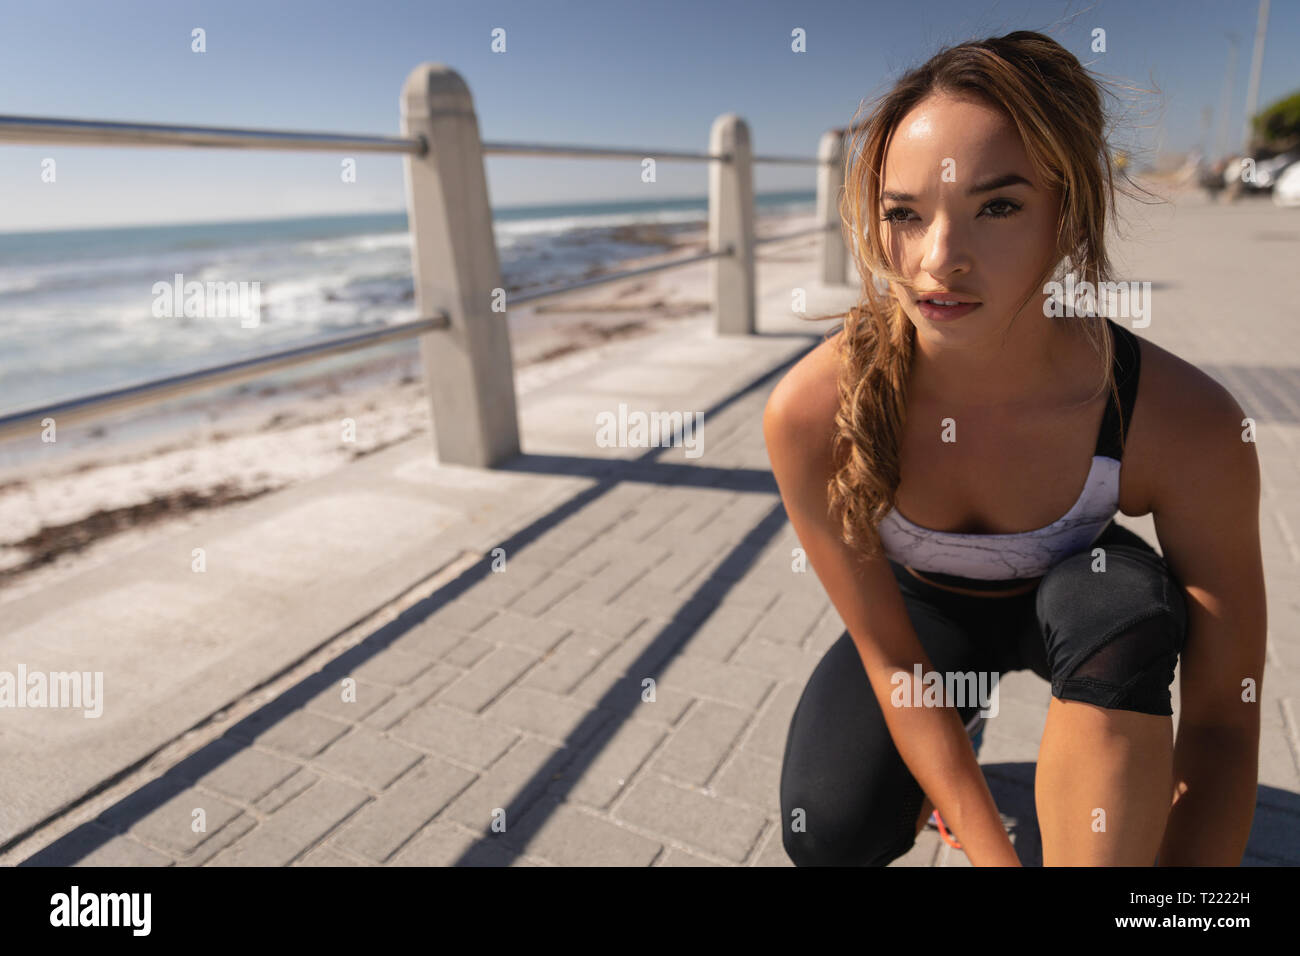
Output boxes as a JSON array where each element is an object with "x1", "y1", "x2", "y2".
[{"x1": 779, "y1": 520, "x2": 1188, "y2": 867}]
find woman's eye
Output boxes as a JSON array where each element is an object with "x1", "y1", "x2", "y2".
[
  {"x1": 980, "y1": 198, "x2": 1021, "y2": 218},
  {"x1": 880, "y1": 207, "x2": 916, "y2": 224}
]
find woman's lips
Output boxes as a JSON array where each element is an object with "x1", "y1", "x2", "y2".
[{"x1": 916, "y1": 299, "x2": 981, "y2": 321}]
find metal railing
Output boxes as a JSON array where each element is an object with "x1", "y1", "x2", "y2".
[
  {"x1": 0, "y1": 314, "x2": 449, "y2": 436},
  {"x1": 0, "y1": 65, "x2": 852, "y2": 463}
]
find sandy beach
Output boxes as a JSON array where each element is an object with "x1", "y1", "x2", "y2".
[{"x1": 0, "y1": 210, "x2": 822, "y2": 604}]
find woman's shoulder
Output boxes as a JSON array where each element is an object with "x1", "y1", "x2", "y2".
[
  {"x1": 1133, "y1": 332, "x2": 1242, "y2": 434},
  {"x1": 765, "y1": 325, "x2": 845, "y2": 431},
  {"x1": 1123, "y1": 329, "x2": 1249, "y2": 513}
]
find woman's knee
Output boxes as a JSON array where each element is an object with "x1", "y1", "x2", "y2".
[
  {"x1": 780, "y1": 785, "x2": 921, "y2": 866},
  {"x1": 1035, "y1": 544, "x2": 1187, "y2": 717},
  {"x1": 779, "y1": 633, "x2": 926, "y2": 866}
]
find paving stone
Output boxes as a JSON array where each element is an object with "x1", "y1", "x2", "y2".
[
  {"x1": 569, "y1": 665, "x2": 696, "y2": 727},
  {"x1": 295, "y1": 843, "x2": 374, "y2": 866},
  {"x1": 548, "y1": 718, "x2": 667, "y2": 809},
  {"x1": 473, "y1": 610, "x2": 571, "y2": 653},
  {"x1": 346, "y1": 647, "x2": 438, "y2": 689},
  {"x1": 518, "y1": 631, "x2": 616, "y2": 694},
  {"x1": 304, "y1": 676, "x2": 395, "y2": 722},
  {"x1": 522, "y1": 523, "x2": 601, "y2": 557},
  {"x1": 206, "y1": 828, "x2": 310, "y2": 867},
  {"x1": 388, "y1": 702, "x2": 518, "y2": 768},
  {"x1": 180, "y1": 812, "x2": 258, "y2": 866},
  {"x1": 656, "y1": 846, "x2": 725, "y2": 866},
  {"x1": 640, "y1": 501, "x2": 730, "y2": 552},
  {"x1": 254, "y1": 768, "x2": 320, "y2": 814},
  {"x1": 635, "y1": 549, "x2": 713, "y2": 592},
  {"x1": 654, "y1": 653, "x2": 774, "y2": 710},
  {"x1": 436, "y1": 645, "x2": 542, "y2": 713},
  {"x1": 358, "y1": 663, "x2": 465, "y2": 731},
  {"x1": 509, "y1": 570, "x2": 585, "y2": 615},
  {"x1": 120, "y1": 788, "x2": 244, "y2": 856},
  {"x1": 650, "y1": 700, "x2": 750, "y2": 786},
  {"x1": 730, "y1": 636, "x2": 817, "y2": 682},
  {"x1": 73, "y1": 835, "x2": 174, "y2": 867},
  {"x1": 608, "y1": 504, "x2": 679, "y2": 544},
  {"x1": 442, "y1": 736, "x2": 570, "y2": 832},
  {"x1": 388, "y1": 819, "x2": 522, "y2": 866},
  {"x1": 329, "y1": 756, "x2": 476, "y2": 863},
  {"x1": 750, "y1": 592, "x2": 830, "y2": 646},
  {"x1": 613, "y1": 774, "x2": 767, "y2": 863},
  {"x1": 611, "y1": 576, "x2": 716, "y2": 630},
  {"x1": 502, "y1": 796, "x2": 662, "y2": 866},
  {"x1": 410, "y1": 600, "x2": 499, "y2": 635},
  {"x1": 311, "y1": 725, "x2": 425, "y2": 791},
  {"x1": 712, "y1": 748, "x2": 782, "y2": 811},
  {"x1": 742, "y1": 682, "x2": 801, "y2": 762},
  {"x1": 229, "y1": 709, "x2": 352, "y2": 760},
  {"x1": 679, "y1": 603, "x2": 766, "y2": 661},
  {"x1": 542, "y1": 591, "x2": 649, "y2": 641},
  {"x1": 594, "y1": 618, "x2": 693, "y2": 677},
  {"x1": 225, "y1": 776, "x2": 372, "y2": 865},
  {"x1": 482, "y1": 685, "x2": 612, "y2": 748},
  {"x1": 442, "y1": 636, "x2": 494, "y2": 668},
  {"x1": 193, "y1": 746, "x2": 303, "y2": 804},
  {"x1": 689, "y1": 575, "x2": 781, "y2": 614},
  {"x1": 385, "y1": 621, "x2": 474, "y2": 660},
  {"x1": 455, "y1": 561, "x2": 553, "y2": 608},
  {"x1": 568, "y1": 553, "x2": 661, "y2": 605}
]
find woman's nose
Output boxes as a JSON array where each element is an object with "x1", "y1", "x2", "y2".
[{"x1": 919, "y1": 216, "x2": 972, "y2": 280}]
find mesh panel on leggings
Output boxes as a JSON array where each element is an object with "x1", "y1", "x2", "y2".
[{"x1": 1055, "y1": 613, "x2": 1177, "y2": 716}]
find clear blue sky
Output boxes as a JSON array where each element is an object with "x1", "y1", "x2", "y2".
[{"x1": 1, "y1": 0, "x2": 1296, "y2": 232}]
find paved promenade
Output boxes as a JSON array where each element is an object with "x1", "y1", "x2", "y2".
[{"x1": 3, "y1": 192, "x2": 1298, "y2": 866}]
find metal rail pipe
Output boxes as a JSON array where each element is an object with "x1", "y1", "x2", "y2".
[
  {"x1": 0, "y1": 114, "x2": 425, "y2": 154},
  {"x1": 0, "y1": 314, "x2": 449, "y2": 439}
]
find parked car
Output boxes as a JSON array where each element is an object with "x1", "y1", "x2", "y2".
[
  {"x1": 1244, "y1": 151, "x2": 1300, "y2": 192},
  {"x1": 1274, "y1": 160, "x2": 1300, "y2": 207}
]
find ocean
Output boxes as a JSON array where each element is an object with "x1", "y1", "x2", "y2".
[{"x1": 0, "y1": 191, "x2": 814, "y2": 415}]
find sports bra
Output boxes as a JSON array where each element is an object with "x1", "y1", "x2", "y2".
[{"x1": 875, "y1": 317, "x2": 1141, "y2": 585}]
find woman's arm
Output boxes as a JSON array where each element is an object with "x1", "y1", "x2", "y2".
[
  {"x1": 763, "y1": 352, "x2": 1020, "y2": 866},
  {"x1": 1144, "y1": 361, "x2": 1267, "y2": 865}
]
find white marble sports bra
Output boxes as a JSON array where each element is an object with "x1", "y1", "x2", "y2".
[{"x1": 876, "y1": 318, "x2": 1141, "y2": 582}]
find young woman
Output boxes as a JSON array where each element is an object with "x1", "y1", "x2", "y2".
[{"x1": 763, "y1": 31, "x2": 1266, "y2": 866}]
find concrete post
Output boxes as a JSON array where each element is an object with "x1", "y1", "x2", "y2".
[
  {"x1": 708, "y1": 114, "x2": 755, "y2": 335},
  {"x1": 401, "y1": 63, "x2": 520, "y2": 467},
  {"x1": 818, "y1": 128, "x2": 852, "y2": 286}
]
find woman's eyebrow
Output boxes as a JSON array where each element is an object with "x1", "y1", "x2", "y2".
[
  {"x1": 880, "y1": 173, "x2": 1033, "y2": 203},
  {"x1": 967, "y1": 173, "x2": 1033, "y2": 194}
]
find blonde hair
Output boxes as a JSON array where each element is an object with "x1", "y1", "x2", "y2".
[{"x1": 813, "y1": 30, "x2": 1139, "y2": 558}]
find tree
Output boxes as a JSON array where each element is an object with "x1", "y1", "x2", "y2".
[{"x1": 1251, "y1": 90, "x2": 1300, "y2": 156}]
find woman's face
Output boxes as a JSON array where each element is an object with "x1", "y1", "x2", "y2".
[{"x1": 877, "y1": 91, "x2": 1061, "y2": 335}]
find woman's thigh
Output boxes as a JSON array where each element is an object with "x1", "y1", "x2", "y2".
[{"x1": 779, "y1": 589, "x2": 998, "y2": 867}]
